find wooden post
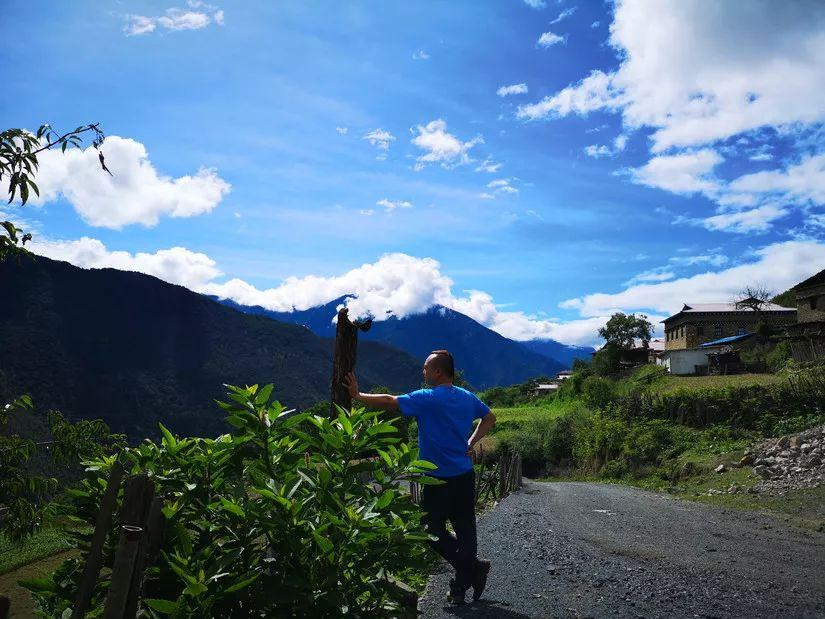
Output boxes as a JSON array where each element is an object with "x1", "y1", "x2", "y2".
[
  {"x1": 330, "y1": 307, "x2": 372, "y2": 416},
  {"x1": 103, "y1": 474, "x2": 154, "y2": 619},
  {"x1": 72, "y1": 463, "x2": 124, "y2": 619}
]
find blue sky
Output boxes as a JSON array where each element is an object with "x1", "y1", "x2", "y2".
[{"x1": 2, "y1": 1, "x2": 824, "y2": 346}]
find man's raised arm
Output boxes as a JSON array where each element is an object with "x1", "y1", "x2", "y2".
[{"x1": 343, "y1": 371, "x2": 399, "y2": 411}]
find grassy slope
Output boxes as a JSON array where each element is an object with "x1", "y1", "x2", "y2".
[{"x1": 497, "y1": 373, "x2": 825, "y2": 531}]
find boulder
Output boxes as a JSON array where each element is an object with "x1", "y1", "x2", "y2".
[{"x1": 714, "y1": 464, "x2": 727, "y2": 474}]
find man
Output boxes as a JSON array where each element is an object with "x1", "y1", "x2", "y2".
[{"x1": 343, "y1": 349, "x2": 497, "y2": 605}]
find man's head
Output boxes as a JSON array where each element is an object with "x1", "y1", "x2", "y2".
[{"x1": 423, "y1": 349, "x2": 455, "y2": 386}]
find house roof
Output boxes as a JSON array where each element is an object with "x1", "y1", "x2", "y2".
[
  {"x1": 647, "y1": 338, "x2": 665, "y2": 351},
  {"x1": 662, "y1": 302, "x2": 795, "y2": 322},
  {"x1": 792, "y1": 268, "x2": 825, "y2": 291},
  {"x1": 698, "y1": 333, "x2": 753, "y2": 347}
]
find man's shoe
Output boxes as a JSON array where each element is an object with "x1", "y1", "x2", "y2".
[
  {"x1": 446, "y1": 579, "x2": 466, "y2": 605},
  {"x1": 472, "y1": 558, "x2": 491, "y2": 601}
]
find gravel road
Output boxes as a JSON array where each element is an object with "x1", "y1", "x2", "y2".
[{"x1": 418, "y1": 481, "x2": 825, "y2": 618}]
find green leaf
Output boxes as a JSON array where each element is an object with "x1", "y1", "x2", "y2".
[
  {"x1": 375, "y1": 489, "x2": 394, "y2": 509},
  {"x1": 411, "y1": 459, "x2": 438, "y2": 470},
  {"x1": 183, "y1": 582, "x2": 208, "y2": 596},
  {"x1": 159, "y1": 422, "x2": 177, "y2": 451},
  {"x1": 312, "y1": 531, "x2": 333, "y2": 554},
  {"x1": 220, "y1": 498, "x2": 245, "y2": 517},
  {"x1": 255, "y1": 383, "x2": 274, "y2": 407},
  {"x1": 144, "y1": 598, "x2": 179, "y2": 614},
  {"x1": 368, "y1": 423, "x2": 397, "y2": 435},
  {"x1": 224, "y1": 573, "x2": 260, "y2": 593},
  {"x1": 376, "y1": 449, "x2": 393, "y2": 468},
  {"x1": 416, "y1": 475, "x2": 446, "y2": 485}
]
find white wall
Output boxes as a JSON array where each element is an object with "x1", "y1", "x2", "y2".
[{"x1": 661, "y1": 349, "x2": 712, "y2": 375}]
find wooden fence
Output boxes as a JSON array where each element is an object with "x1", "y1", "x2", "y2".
[{"x1": 409, "y1": 448, "x2": 522, "y2": 506}]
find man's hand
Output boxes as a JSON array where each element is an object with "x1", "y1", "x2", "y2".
[{"x1": 343, "y1": 371, "x2": 360, "y2": 400}]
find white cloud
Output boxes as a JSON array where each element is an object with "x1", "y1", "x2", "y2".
[
  {"x1": 362, "y1": 128, "x2": 396, "y2": 151},
  {"x1": 521, "y1": 1, "x2": 825, "y2": 152},
  {"x1": 537, "y1": 31, "x2": 565, "y2": 48},
  {"x1": 335, "y1": 126, "x2": 348, "y2": 135},
  {"x1": 478, "y1": 192, "x2": 495, "y2": 200},
  {"x1": 670, "y1": 252, "x2": 729, "y2": 267},
  {"x1": 124, "y1": 3, "x2": 224, "y2": 36},
  {"x1": 497, "y1": 83, "x2": 528, "y2": 97},
  {"x1": 701, "y1": 204, "x2": 789, "y2": 233},
  {"x1": 622, "y1": 269, "x2": 676, "y2": 287},
  {"x1": 584, "y1": 133, "x2": 628, "y2": 158},
  {"x1": 523, "y1": 0, "x2": 546, "y2": 8},
  {"x1": 550, "y1": 7, "x2": 576, "y2": 25},
  {"x1": 412, "y1": 49, "x2": 430, "y2": 60},
  {"x1": 517, "y1": 70, "x2": 617, "y2": 120},
  {"x1": 486, "y1": 178, "x2": 519, "y2": 195},
  {"x1": 376, "y1": 198, "x2": 412, "y2": 213},
  {"x1": 31, "y1": 237, "x2": 221, "y2": 289},
  {"x1": 728, "y1": 153, "x2": 825, "y2": 206},
  {"x1": 630, "y1": 149, "x2": 722, "y2": 195},
  {"x1": 561, "y1": 240, "x2": 825, "y2": 318},
  {"x1": 24, "y1": 136, "x2": 230, "y2": 229},
  {"x1": 359, "y1": 209, "x2": 375, "y2": 216},
  {"x1": 411, "y1": 119, "x2": 483, "y2": 170},
  {"x1": 475, "y1": 158, "x2": 502, "y2": 173},
  {"x1": 590, "y1": 20, "x2": 600, "y2": 28}
]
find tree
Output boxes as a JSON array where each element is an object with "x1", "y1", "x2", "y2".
[
  {"x1": 734, "y1": 285, "x2": 774, "y2": 312},
  {"x1": 597, "y1": 312, "x2": 653, "y2": 349},
  {"x1": 0, "y1": 123, "x2": 107, "y2": 261}
]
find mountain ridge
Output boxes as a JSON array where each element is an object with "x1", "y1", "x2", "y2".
[{"x1": 212, "y1": 296, "x2": 589, "y2": 388}]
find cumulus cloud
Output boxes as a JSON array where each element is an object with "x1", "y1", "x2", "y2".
[
  {"x1": 522, "y1": 0, "x2": 546, "y2": 8},
  {"x1": 24, "y1": 136, "x2": 230, "y2": 229},
  {"x1": 31, "y1": 236, "x2": 221, "y2": 289},
  {"x1": 411, "y1": 119, "x2": 483, "y2": 170},
  {"x1": 561, "y1": 240, "x2": 825, "y2": 318},
  {"x1": 727, "y1": 153, "x2": 825, "y2": 206},
  {"x1": 497, "y1": 83, "x2": 528, "y2": 97},
  {"x1": 521, "y1": 1, "x2": 825, "y2": 151},
  {"x1": 475, "y1": 158, "x2": 502, "y2": 173},
  {"x1": 537, "y1": 31, "x2": 565, "y2": 47},
  {"x1": 517, "y1": 70, "x2": 617, "y2": 120},
  {"x1": 376, "y1": 198, "x2": 412, "y2": 213},
  {"x1": 630, "y1": 149, "x2": 722, "y2": 195},
  {"x1": 33, "y1": 236, "x2": 824, "y2": 347},
  {"x1": 124, "y1": 2, "x2": 224, "y2": 36},
  {"x1": 412, "y1": 49, "x2": 430, "y2": 60}
]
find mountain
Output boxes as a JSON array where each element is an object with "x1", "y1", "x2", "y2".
[
  {"x1": 519, "y1": 338, "x2": 594, "y2": 368},
  {"x1": 0, "y1": 257, "x2": 421, "y2": 439},
  {"x1": 213, "y1": 298, "x2": 569, "y2": 389}
]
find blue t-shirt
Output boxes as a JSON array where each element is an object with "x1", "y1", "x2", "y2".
[{"x1": 397, "y1": 385, "x2": 491, "y2": 478}]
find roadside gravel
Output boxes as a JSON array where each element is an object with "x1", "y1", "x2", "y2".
[{"x1": 418, "y1": 481, "x2": 825, "y2": 618}]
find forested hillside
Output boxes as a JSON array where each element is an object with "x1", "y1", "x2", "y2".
[{"x1": 0, "y1": 257, "x2": 421, "y2": 439}]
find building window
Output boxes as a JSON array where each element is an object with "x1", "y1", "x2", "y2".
[
  {"x1": 811, "y1": 295, "x2": 819, "y2": 310},
  {"x1": 715, "y1": 325, "x2": 723, "y2": 337},
  {"x1": 697, "y1": 325, "x2": 704, "y2": 336},
  {"x1": 681, "y1": 326, "x2": 685, "y2": 337}
]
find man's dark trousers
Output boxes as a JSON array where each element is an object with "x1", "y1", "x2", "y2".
[{"x1": 421, "y1": 468, "x2": 477, "y2": 590}]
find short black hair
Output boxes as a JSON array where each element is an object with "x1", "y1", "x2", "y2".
[{"x1": 429, "y1": 349, "x2": 455, "y2": 377}]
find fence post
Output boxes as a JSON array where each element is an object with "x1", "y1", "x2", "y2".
[
  {"x1": 72, "y1": 462, "x2": 124, "y2": 619},
  {"x1": 102, "y1": 474, "x2": 154, "y2": 619}
]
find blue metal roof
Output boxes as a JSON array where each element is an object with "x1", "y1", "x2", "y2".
[{"x1": 698, "y1": 333, "x2": 752, "y2": 347}]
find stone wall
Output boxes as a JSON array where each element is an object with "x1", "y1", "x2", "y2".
[
  {"x1": 797, "y1": 282, "x2": 825, "y2": 324},
  {"x1": 664, "y1": 312, "x2": 796, "y2": 350}
]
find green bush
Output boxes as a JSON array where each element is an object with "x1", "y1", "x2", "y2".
[
  {"x1": 581, "y1": 375, "x2": 616, "y2": 409},
  {"x1": 24, "y1": 385, "x2": 438, "y2": 618}
]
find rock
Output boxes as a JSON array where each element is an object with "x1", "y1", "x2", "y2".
[
  {"x1": 800, "y1": 443, "x2": 812, "y2": 453},
  {"x1": 715, "y1": 464, "x2": 727, "y2": 474},
  {"x1": 777, "y1": 435, "x2": 790, "y2": 449},
  {"x1": 739, "y1": 454, "x2": 755, "y2": 467},
  {"x1": 789, "y1": 436, "x2": 803, "y2": 449},
  {"x1": 753, "y1": 465, "x2": 772, "y2": 479}
]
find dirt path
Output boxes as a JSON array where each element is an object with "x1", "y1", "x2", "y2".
[
  {"x1": 0, "y1": 550, "x2": 77, "y2": 618},
  {"x1": 418, "y1": 481, "x2": 825, "y2": 618}
]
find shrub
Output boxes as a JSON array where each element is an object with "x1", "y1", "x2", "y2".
[
  {"x1": 24, "y1": 385, "x2": 438, "y2": 618},
  {"x1": 581, "y1": 375, "x2": 616, "y2": 410}
]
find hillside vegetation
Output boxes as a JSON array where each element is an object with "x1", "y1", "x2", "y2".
[{"x1": 479, "y1": 364, "x2": 825, "y2": 497}]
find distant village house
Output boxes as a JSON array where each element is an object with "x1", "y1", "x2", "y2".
[{"x1": 785, "y1": 268, "x2": 825, "y2": 362}]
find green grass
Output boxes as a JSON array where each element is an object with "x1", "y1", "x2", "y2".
[
  {"x1": 651, "y1": 373, "x2": 784, "y2": 395},
  {"x1": 491, "y1": 399, "x2": 579, "y2": 431},
  {"x1": 0, "y1": 527, "x2": 76, "y2": 575}
]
